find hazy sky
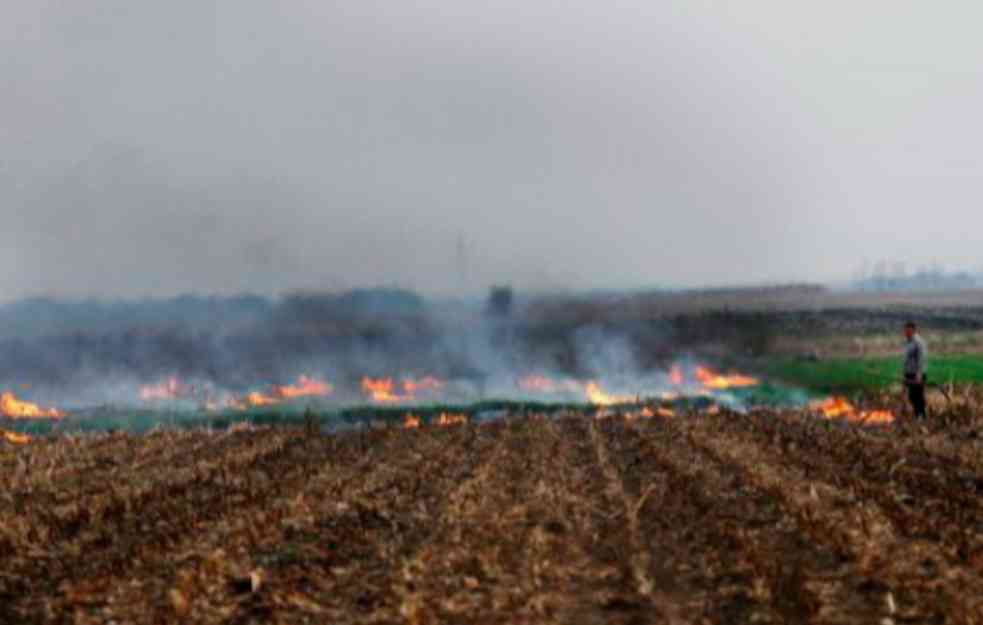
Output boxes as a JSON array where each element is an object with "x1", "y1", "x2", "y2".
[{"x1": 3, "y1": 1, "x2": 982, "y2": 298}]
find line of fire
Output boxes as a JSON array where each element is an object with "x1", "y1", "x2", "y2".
[{"x1": 0, "y1": 360, "x2": 895, "y2": 445}]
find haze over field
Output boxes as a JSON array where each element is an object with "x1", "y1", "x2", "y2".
[{"x1": 3, "y1": 1, "x2": 983, "y2": 298}]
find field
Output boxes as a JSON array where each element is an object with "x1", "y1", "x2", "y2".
[
  {"x1": 760, "y1": 354, "x2": 983, "y2": 394},
  {"x1": 2, "y1": 408, "x2": 983, "y2": 624},
  {"x1": 3, "y1": 288, "x2": 983, "y2": 623}
]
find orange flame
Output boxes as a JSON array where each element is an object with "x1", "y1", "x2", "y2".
[
  {"x1": 402, "y1": 376, "x2": 444, "y2": 395},
  {"x1": 226, "y1": 376, "x2": 333, "y2": 411},
  {"x1": 1, "y1": 392, "x2": 65, "y2": 419},
  {"x1": 812, "y1": 396, "x2": 895, "y2": 424},
  {"x1": 228, "y1": 391, "x2": 282, "y2": 410},
  {"x1": 362, "y1": 376, "x2": 446, "y2": 403},
  {"x1": 362, "y1": 377, "x2": 400, "y2": 402},
  {"x1": 272, "y1": 375, "x2": 333, "y2": 400},
  {"x1": 139, "y1": 377, "x2": 189, "y2": 401},
  {"x1": 669, "y1": 366, "x2": 684, "y2": 386},
  {"x1": 813, "y1": 396, "x2": 853, "y2": 418},
  {"x1": 518, "y1": 374, "x2": 554, "y2": 393},
  {"x1": 403, "y1": 414, "x2": 422, "y2": 429},
  {"x1": 627, "y1": 406, "x2": 674, "y2": 421},
  {"x1": 522, "y1": 378, "x2": 637, "y2": 406},
  {"x1": 694, "y1": 367, "x2": 759, "y2": 390},
  {"x1": 2, "y1": 429, "x2": 31, "y2": 444},
  {"x1": 860, "y1": 410, "x2": 895, "y2": 424},
  {"x1": 244, "y1": 392, "x2": 279, "y2": 407},
  {"x1": 517, "y1": 375, "x2": 583, "y2": 394},
  {"x1": 584, "y1": 382, "x2": 634, "y2": 406},
  {"x1": 434, "y1": 412, "x2": 468, "y2": 427}
]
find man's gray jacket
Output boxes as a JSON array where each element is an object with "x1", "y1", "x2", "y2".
[{"x1": 904, "y1": 335, "x2": 927, "y2": 379}]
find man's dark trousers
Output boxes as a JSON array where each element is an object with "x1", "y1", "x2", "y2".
[{"x1": 906, "y1": 374, "x2": 927, "y2": 418}]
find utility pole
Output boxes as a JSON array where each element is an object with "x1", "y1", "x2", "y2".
[{"x1": 456, "y1": 233, "x2": 469, "y2": 297}]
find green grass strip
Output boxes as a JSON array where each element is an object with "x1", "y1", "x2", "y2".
[{"x1": 760, "y1": 354, "x2": 983, "y2": 393}]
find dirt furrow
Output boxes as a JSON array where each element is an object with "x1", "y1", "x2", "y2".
[
  {"x1": 213, "y1": 421, "x2": 493, "y2": 624},
  {"x1": 683, "y1": 414, "x2": 983, "y2": 622},
  {"x1": 62, "y1": 428, "x2": 405, "y2": 624},
  {"x1": 5, "y1": 412, "x2": 983, "y2": 624},
  {"x1": 2, "y1": 430, "x2": 320, "y2": 622},
  {"x1": 588, "y1": 417, "x2": 689, "y2": 624},
  {"x1": 0, "y1": 431, "x2": 172, "y2": 494},
  {"x1": 0, "y1": 431, "x2": 117, "y2": 478},
  {"x1": 731, "y1": 412, "x2": 983, "y2": 568},
  {"x1": 0, "y1": 428, "x2": 238, "y2": 508},
  {"x1": 381, "y1": 416, "x2": 657, "y2": 624},
  {"x1": 619, "y1": 416, "x2": 885, "y2": 623},
  {"x1": 771, "y1": 410, "x2": 983, "y2": 488},
  {"x1": 0, "y1": 429, "x2": 282, "y2": 553},
  {"x1": 390, "y1": 420, "x2": 533, "y2": 623}
]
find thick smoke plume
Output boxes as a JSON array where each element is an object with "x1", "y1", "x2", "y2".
[{"x1": 0, "y1": 288, "x2": 686, "y2": 408}]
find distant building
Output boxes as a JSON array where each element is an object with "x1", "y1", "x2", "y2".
[{"x1": 854, "y1": 266, "x2": 979, "y2": 292}]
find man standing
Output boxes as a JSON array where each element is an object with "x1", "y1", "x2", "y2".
[{"x1": 903, "y1": 321, "x2": 927, "y2": 419}]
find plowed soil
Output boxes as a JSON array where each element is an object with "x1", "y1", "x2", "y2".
[{"x1": 1, "y1": 411, "x2": 981, "y2": 624}]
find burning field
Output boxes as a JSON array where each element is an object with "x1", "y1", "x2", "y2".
[
  {"x1": 2, "y1": 290, "x2": 982, "y2": 622},
  {"x1": 1, "y1": 405, "x2": 983, "y2": 623},
  {"x1": 0, "y1": 288, "x2": 949, "y2": 436},
  {"x1": 0, "y1": 361, "x2": 901, "y2": 440}
]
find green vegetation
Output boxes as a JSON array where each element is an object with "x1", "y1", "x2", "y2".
[
  {"x1": 761, "y1": 354, "x2": 983, "y2": 393},
  {"x1": 9, "y1": 390, "x2": 799, "y2": 436},
  {"x1": 7, "y1": 400, "x2": 601, "y2": 436}
]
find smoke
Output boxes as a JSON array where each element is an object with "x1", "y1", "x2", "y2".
[
  {"x1": 8, "y1": 1, "x2": 983, "y2": 298},
  {"x1": 0, "y1": 289, "x2": 689, "y2": 408}
]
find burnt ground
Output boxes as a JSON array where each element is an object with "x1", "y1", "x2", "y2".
[{"x1": 1, "y1": 412, "x2": 982, "y2": 624}]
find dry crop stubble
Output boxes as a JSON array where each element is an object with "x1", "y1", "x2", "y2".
[{"x1": 1, "y1": 409, "x2": 982, "y2": 623}]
